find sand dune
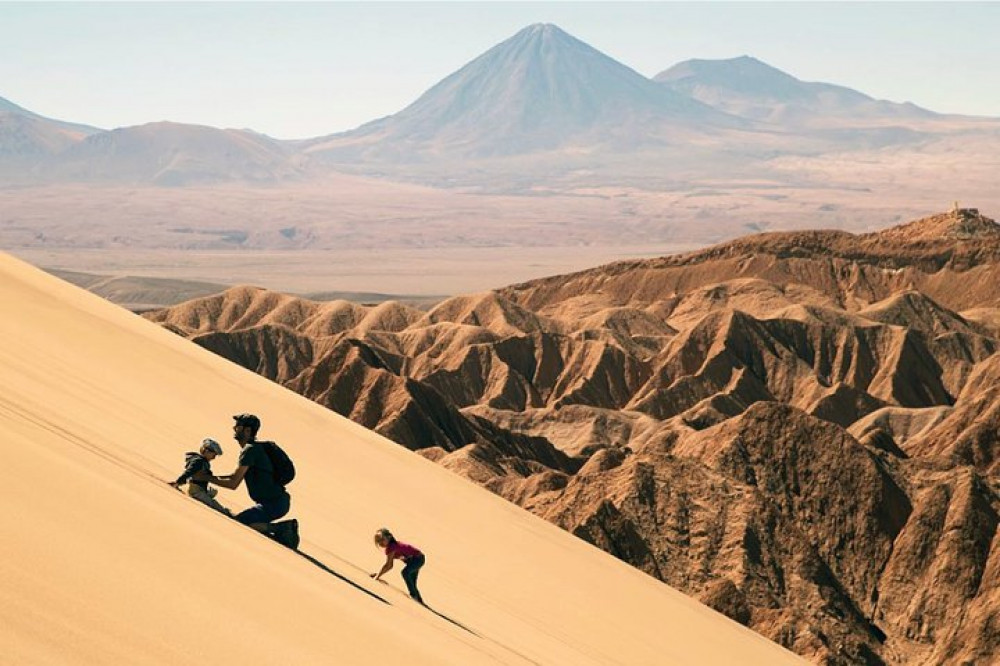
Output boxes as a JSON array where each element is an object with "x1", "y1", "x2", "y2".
[{"x1": 0, "y1": 252, "x2": 802, "y2": 664}]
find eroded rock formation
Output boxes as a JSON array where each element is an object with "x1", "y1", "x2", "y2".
[{"x1": 147, "y1": 208, "x2": 1000, "y2": 664}]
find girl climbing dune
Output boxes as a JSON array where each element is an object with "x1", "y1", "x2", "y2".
[{"x1": 371, "y1": 528, "x2": 426, "y2": 604}]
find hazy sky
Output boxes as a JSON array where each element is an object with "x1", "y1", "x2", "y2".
[{"x1": 2, "y1": 2, "x2": 998, "y2": 139}]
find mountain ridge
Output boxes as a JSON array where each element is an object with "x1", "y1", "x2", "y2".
[
  {"x1": 500, "y1": 209, "x2": 1000, "y2": 312},
  {"x1": 0, "y1": 93, "x2": 103, "y2": 135},
  {"x1": 655, "y1": 56, "x2": 937, "y2": 125},
  {"x1": 3, "y1": 23, "x2": 999, "y2": 188},
  {"x1": 51, "y1": 121, "x2": 302, "y2": 185}
]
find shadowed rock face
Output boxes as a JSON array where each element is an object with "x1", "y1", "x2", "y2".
[{"x1": 147, "y1": 209, "x2": 1000, "y2": 665}]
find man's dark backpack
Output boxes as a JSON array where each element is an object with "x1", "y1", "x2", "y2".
[{"x1": 258, "y1": 440, "x2": 296, "y2": 486}]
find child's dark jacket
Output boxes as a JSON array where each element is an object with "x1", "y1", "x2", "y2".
[{"x1": 174, "y1": 452, "x2": 212, "y2": 490}]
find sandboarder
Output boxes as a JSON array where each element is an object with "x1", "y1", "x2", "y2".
[
  {"x1": 207, "y1": 413, "x2": 299, "y2": 549},
  {"x1": 169, "y1": 437, "x2": 231, "y2": 516},
  {"x1": 371, "y1": 528, "x2": 426, "y2": 604}
]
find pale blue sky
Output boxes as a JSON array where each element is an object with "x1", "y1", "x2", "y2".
[{"x1": 2, "y1": 2, "x2": 998, "y2": 139}]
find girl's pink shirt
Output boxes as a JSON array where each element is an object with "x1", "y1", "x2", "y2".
[{"x1": 385, "y1": 540, "x2": 423, "y2": 560}]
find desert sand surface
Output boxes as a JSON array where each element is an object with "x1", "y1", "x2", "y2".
[{"x1": 0, "y1": 252, "x2": 803, "y2": 664}]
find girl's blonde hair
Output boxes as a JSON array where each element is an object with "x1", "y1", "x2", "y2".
[{"x1": 374, "y1": 527, "x2": 393, "y2": 546}]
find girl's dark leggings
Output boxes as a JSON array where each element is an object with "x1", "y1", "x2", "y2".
[{"x1": 402, "y1": 554, "x2": 425, "y2": 603}]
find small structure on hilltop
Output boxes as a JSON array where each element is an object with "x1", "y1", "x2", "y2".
[{"x1": 873, "y1": 205, "x2": 997, "y2": 243}]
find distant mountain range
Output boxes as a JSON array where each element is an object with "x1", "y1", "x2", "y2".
[
  {"x1": 0, "y1": 23, "x2": 995, "y2": 186},
  {"x1": 55, "y1": 122, "x2": 301, "y2": 186},
  {"x1": 654, "y1": 55, "x2": 935, "y2": 125},
  {"x1": 0, "y1": 100, "x2": 300, "y2": 185},
  {"x1": 0, "y1": 96, "x2": 101, "y2": 137},
  {"x1": 0, "y1": 96, "x2": 101, "y2": 162}
]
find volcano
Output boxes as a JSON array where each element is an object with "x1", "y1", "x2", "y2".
[{"x1": 307, "y1": 23, "x2": 742, "y2": 160}]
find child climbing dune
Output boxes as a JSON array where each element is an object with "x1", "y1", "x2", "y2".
[
  {"x1": 169, "y1": 438, "x2": 231, "y2": 516},
  {"x1": 371, "y1": 528, "x2": 426, "y2": 604}
]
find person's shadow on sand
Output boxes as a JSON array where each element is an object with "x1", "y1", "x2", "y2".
[
  {"x1": 422, "y1": 605, "x2": 478, "y2": 636},
  {"x1": 293, "y1": 548, "x2": 478, "y2": 636},
  {"x1": 293, "y1": 549, "x2": 390, "y2": 604}
]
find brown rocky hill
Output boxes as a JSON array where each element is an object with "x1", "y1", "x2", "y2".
[
  {"x1": 145, "y1": 208, "x2": 1000, "y2": 665},
  {"x1": 500, "y1": 207, "x2": 1000, "y2": 313}
]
